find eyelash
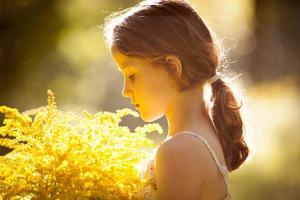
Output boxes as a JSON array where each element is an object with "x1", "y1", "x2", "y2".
[{"x1": 128, "y1": 74, "x2": 135, "y2": 80}]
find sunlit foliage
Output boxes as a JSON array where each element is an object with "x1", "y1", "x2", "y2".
[{"x1": 0, "y1": 90, "x2": 163, "y2": 200}]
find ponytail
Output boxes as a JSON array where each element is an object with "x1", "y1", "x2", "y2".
[
  {"x1": 103, "y1": 0, "x2": 249, "y2": 171},
  {"x1": 210, "y1": 77, "x2": 248, "y2": 171}
]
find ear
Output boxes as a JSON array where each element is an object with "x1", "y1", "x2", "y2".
[{"x1": 164, "y1": 55, "x2": 183, "y2": 78}]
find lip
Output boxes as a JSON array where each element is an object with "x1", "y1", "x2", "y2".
[{"x1": 134, "y1": 104, "x2": 140, "y2": 109}]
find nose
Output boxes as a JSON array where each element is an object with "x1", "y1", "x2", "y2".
[{"x1": 122, "y1": 78, "x2": 132, "y2": 98}]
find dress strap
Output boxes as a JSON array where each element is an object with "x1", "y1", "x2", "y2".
[
  {"x1": 175, "y1": 131, "x2": 231, "y2": 199},
  {"x1": 175, "y1": 131, "x2": 229, "y2": 174}
]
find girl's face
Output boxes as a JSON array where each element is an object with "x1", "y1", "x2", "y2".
[{"x1": 111, "y1": 46, "x2": 177, "y2": 122}]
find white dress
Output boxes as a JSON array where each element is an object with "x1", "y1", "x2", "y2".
[{"x1": 134, "y1": 131, "x2": 232, "y2": 200}]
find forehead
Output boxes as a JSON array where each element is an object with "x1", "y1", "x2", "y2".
[{"x1": 111, "y1": 47, "x2": 149, "y2": 71}]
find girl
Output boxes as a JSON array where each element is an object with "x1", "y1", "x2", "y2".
[{"x1": 103, "y1": 0, "x2": 249, "y2": 199}]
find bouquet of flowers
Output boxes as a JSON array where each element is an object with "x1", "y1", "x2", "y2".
[{"x1": 0, "y1": 90, "x2": 163, "y2": 200}]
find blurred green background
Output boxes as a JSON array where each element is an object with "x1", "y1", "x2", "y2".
[{"x1": 0, "y1": 0, "x2": 299, "y2": 199}]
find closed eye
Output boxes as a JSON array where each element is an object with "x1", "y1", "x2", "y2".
[{"x1": 128, "y1": 74, "x2": 135, "y2": 80}]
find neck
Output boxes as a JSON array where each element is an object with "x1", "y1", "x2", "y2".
[{"x1": 165, "y1": 87, "x2": 213, "y2": 138}]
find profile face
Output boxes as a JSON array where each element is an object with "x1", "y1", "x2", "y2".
[{"x1": 110, "y1": 46, "x2": 177, "y2": 122}]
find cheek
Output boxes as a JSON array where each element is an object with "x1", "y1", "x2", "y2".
[
  {"x1": 135, "y1": 71, "x2": 175, "y2": 122},
  {"x1": 138, "y1": 85, "x2": 172, "y2": 122},
  {"x1": 141, "y1": 75, "x2": 174, "y2": 108}
]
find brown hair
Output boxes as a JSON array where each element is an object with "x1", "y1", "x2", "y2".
[{"x1": 102, "y1": 0, "x2": 248, "y2": 171}]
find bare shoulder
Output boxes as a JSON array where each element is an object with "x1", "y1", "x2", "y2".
[
  {"x1": 155, "y1": 132, "x2": 212, "y2": 181},
  {"x1": 154, "y1": 133, "x2": 215, "y2": 199},
  {"x1": 156, "y1": 133, "x2": 212, "y2": 163}
]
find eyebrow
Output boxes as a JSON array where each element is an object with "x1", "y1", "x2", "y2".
[{"x1": 118, "y1": 64, "x2": 135, "y2": 72}]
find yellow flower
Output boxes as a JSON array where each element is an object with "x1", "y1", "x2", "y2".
[{"x1": 0, "y1": 90, "x2": 163, "y2": 200}]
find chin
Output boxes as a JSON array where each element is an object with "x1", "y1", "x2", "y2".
[{"x1": 140, "y1": 111, "x2": 164, "y2": 122}]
